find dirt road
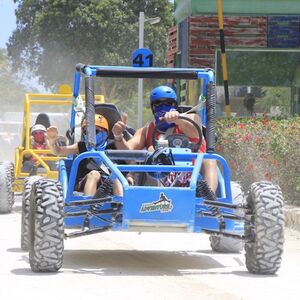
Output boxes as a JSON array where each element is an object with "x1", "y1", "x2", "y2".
[{"x1": 1, "y1": 196, "x2": 300, "y2": 300}]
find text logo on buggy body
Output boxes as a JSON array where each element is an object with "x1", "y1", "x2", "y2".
[{"x1": 140, "y1": 193, "x2": 173, "y2": 213}]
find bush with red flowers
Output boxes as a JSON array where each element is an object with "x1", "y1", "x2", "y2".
[{"x1": 216, "y1": 116, "x2": 300, "y2": 205}]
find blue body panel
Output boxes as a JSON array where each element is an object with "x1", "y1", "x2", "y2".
[
  {"x1": 59, "y1": 147, "x2": 238, "y2": 233},
  {"x1": 122, "y1": 186, "x2": 196, "y2": 231}
]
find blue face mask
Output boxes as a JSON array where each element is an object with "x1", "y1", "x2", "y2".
[
  {"x1": 95, "y1": 130, "x2": 108, "y2": 150},
  {"x1": 83, "y1": 130, "x2": 108, "y2": 151},
  {"x1": 153, "y1": 105, "x2": 176, "y2": 132}
]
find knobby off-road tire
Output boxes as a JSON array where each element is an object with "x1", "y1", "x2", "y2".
[
  {"x1": 245, "y1": 181, "x2": 284, "y2": 274},
  {"x1": 29, "y1": 178, "x2": 64, "y2": 272},
  {"x1": 1, "y1": 160, "x2": 14, "y2": 179},
  {"x1": 0, "y1": 161, "x2": 15, "y2": 213},
  {"x1": 210, "y1": 182, "x2": 245, "y2": 253},
  {"x1": 20, "y1": 176, "x2": 42, "y2": 251}
]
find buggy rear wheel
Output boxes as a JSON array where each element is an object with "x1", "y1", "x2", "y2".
[
  {"x1": 29, "y1": 178, "x2": 64, "y2": 272},
  {"x1": 245, "y1": 181, "x2": 284, "y2": 274},
  {"x1": 20, "y1": 176, "x2": 42, "y2": 251},
  {"x1": 209, "y1": 182, "x2": 245, "y2": 253},
  {"x1": 0, "y1": 161, "x2": 15, "y2": 213}
]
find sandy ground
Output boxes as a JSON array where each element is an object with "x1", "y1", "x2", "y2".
[{"x1": 1, "y1": 196, "x2": 300, "y2": 300}]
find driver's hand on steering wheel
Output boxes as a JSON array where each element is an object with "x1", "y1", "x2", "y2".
[{"x1": 160, "y1": 110, "x2": 180, "y2": 124}]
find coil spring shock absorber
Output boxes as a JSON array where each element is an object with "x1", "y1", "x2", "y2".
[{"x1": 196, "y1": 180, "x2": 225, "y2": 231}]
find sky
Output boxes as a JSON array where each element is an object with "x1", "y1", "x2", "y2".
[
  {"x1": 0, "y1": 0, "x2": 17, "y2": 48},
  {"x1": 0, "y1": 1, "x2": 46, "y2": 92}
]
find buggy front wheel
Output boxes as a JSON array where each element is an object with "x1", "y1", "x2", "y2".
[
  {"x1": 244, "y1": 181, "x2": 284, "y2": 274},
  {"x1": 29, "y1": 178, "x2": 64, "y2": 272},
  {"x1": 20, "y1": 176, "x2": 42, "y2": 251}
]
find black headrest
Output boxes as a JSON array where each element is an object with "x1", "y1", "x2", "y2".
[
  {"x1": 95, "y1": 103, "x2": 122, "y2": 139},
  {"x1": 35, "y1": 113, "x2": 51, "y2": 128}
]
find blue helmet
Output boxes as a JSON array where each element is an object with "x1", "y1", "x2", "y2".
[{"x1": 150, "y1": 86, "x2": 177, "y2": 105}]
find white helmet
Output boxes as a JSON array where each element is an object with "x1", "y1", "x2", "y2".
[{"x1": 31, "y1": 124, "x2": 46, "y2": 134}]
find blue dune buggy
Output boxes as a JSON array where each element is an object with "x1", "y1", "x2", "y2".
[{"x1": 28, "y1": 64, "x2": 284, "y2": 274}]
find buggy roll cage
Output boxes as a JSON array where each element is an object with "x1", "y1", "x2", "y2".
[
  {"x1": 72, "y1": 64, "x2": 216, "y2": 154},
  {"x1": 61, "y1": 63, "x2": 239, "y2": 236}
]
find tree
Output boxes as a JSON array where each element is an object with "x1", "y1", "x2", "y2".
[
  {"x1": 216, "y1": 50, "x2": 300, "y2": 87},
  {"x1": 8, "y1": 0, "x2": 173, "y2": 118},
  {"x1": 256, "y1": 87, "x2": 291, "y2": 117},
  {"x1": 0, "y1": 49, "x2": 27, "y2": 111}
]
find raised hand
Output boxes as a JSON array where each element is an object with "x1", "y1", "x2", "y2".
[
  {"x1": 112, "y1": 121, "x2": 126, "y2": 138},
  {"x1": 46, "y1": 126, "x2": 59, "y2": 145}
]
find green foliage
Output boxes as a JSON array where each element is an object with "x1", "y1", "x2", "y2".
[
  {"x1": 0, "y1": 49, "x2": 27, "y2": 111},
  {"x1": 8, "y1": 0, "x2": 173, "y2": 98},
  {"x1": 216, "y1": 51, "x2": 300, "y2": 87},
  {"x1": 216, "y1": 117, "x2": 300, "y2": 205},
  {"x1": 256, "y1": 87, "x2": 291, "y2": 116}
]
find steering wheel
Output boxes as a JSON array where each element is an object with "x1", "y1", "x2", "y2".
[{"x1": 152, "y1": 116, "x2": 202, "y2": 152}]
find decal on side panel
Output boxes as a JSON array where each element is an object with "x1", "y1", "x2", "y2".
[{"x1": 140, "y1": 192, "x2": 173, "y2": 213}]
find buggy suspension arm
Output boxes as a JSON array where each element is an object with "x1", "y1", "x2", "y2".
[
  {"x1": 65, "y1": 226, "x2": 112, "y2": 238},
  {"x1": 201, "y1": 229, "x2": 245, "y2": 239}
]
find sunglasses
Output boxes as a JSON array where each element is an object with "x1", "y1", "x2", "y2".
[{"x1": 152, "y1": 99, "x2": 177, "y2": 108}]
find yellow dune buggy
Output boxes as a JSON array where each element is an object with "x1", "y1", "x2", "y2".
[{"x1": 0, "y1": 90, "x2": 73, "y2": 215}]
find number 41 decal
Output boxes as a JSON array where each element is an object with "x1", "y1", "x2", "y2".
[{"x1": 132, "y1": 48, "x2": 153, "y2": 67}]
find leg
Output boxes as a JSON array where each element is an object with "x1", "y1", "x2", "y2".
[
  {"x1": 83, "y1": 170, "x2": 101, "y2": 196},
  {"x1": 22, "y1": 160, "x2": 34, "y2": 172},
  {"x1": 202, "y1": 159, "x2": 218, "y2": 192},
  {"x1": 113, "y1": 179, "x2": 123, "y2": 196}
]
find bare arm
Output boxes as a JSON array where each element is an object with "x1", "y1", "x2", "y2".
[
  {"x1": 50, "y1": 143, "x2": 79, "y2": 157},
  {"x1": 112, "y1": 121, "x2": 147, "y2": 150},
  {"x1": 46, "y1": 126, "x2": 79, "y2": 156}
]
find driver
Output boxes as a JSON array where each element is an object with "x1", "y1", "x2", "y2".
[{"x1": 112, "y1": 85, "x2": 218, "y2": 191}]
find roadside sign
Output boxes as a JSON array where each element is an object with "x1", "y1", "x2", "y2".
[{"x1": 132, "y1": 48, "x2": 153, "y2": 67}]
